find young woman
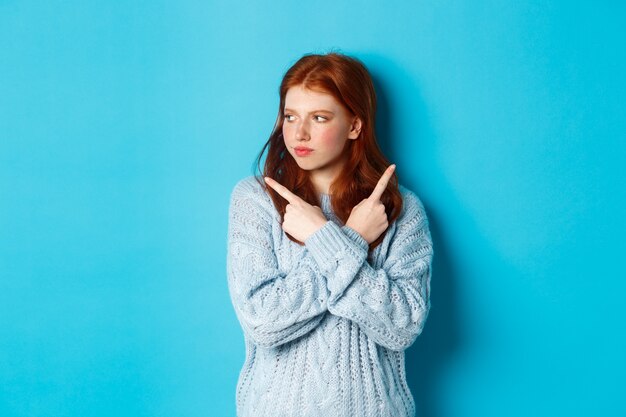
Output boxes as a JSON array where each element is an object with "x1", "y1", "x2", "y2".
[{"x1": 227, "y1": 52, "x2": 434, "y2": 417}]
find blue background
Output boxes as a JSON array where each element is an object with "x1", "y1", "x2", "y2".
[{"x1": 1, "y1": 1, "x2": 624, "y2": 416}]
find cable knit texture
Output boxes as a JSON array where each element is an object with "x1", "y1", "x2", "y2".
[{"x1": 227, "y1": 175, "x2": 433, "y2": 417}]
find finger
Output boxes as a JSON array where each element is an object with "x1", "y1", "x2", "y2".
[
  {"x1": 264, "y1": 177, "x2": 302, "y2": 204},
  {"x1": 368, "y1": 164, "x2": 396, "y2": 201}
]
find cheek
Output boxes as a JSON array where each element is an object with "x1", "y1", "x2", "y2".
[
  {"x1": 282, "y1": 124, "x2": 292, "y2": 139},
  {"x1": 317, "y1": 126, "x2": 344, "y2": 146}
]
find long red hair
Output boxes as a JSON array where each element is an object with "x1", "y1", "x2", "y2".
[{"x1": 254, "y1": 52, "x2": 403, "y2": 252}]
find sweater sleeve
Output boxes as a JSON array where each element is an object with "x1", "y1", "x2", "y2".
[
  {"x1": 227, "y1": 178, "x2": 330, "y2": 349},
  {"x1": 304, "y1": 190, "x2": 433, "y2": 351}
]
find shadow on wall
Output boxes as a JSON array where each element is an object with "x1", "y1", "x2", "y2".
[
  {"x1": 367, "y1": 54, "x2": 462, "y2": 417},
  {"x1": 408, "y1": 211, "x2": 461, "y2": 417}
]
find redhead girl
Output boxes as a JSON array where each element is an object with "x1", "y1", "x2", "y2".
[{"x1": 227, "y1": 52, "x2": 433, "y2": 417}]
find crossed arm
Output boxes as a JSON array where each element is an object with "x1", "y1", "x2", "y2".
[{"x1": 226, "y1": 180, "x2": 433, "y2": 350}]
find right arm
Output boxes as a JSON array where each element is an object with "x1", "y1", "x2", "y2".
[{"x1": 226, "y1": 178, "x2": 330, "y2": 349}]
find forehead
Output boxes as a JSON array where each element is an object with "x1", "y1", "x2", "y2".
[{"x1": 284, "y1": 85, "x2": 342, "y2": 111}]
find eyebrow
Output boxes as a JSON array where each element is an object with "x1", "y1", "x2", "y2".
[{"x1": 284, "y1": 108, "x2": 335, "y2": 115}]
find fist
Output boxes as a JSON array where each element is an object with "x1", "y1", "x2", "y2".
[
  {"x1": 263, "y1": 177, "x2": 328, "y2": 242},
  {"x1": 345, "y1": 164, "x2": 396, "y2": 244}
]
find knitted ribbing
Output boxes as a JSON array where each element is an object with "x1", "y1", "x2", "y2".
[{"x1": 227, "y1": 175, "x2": 433, "y2": 417}]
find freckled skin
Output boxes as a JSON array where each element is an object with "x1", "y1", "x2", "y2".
[
  {"x1": 282, "y1": 85, "x2": 361, "y2": 194},
  {"x1": 267, "y1": 83, "x2": 395, "y2": 244}
]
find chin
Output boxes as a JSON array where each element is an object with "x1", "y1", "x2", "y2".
[
  {"x1": 289, "y1": 156, "x2": 315, "y2": 169},
  {"x1": 294, "y1": 162, "x2": 315, "y2": 171}
]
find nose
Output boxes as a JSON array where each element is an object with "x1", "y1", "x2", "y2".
[{"x1": 295, "y1": 119, "x2": 310, "y2": 141}]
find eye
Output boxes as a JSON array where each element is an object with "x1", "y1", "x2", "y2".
[
  {"x1": 284, "y1": 114, "x2": 295, "y2": 122},
  {"x1": 314, "y1": 115, "x2": 328, "y2": 122}
]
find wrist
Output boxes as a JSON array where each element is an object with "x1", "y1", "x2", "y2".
[
  {"x1": 341, "y1": 225, "x2": 370, "y2": 248},
  {"x1": 306, "y1": 220, "x2": 329, "y2": 241},
  {"x1": 344, "y1": 221, "x2": 359, "y2": 235}
]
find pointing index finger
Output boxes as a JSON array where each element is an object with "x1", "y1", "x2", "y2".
[
  {"x1": 264, "y1": 177, "x2": 301, "y2": 204},
  {"x1": 368, "y1": 164, "x2": 396, "y2": 202}
]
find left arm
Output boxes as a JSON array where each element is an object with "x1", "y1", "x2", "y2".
[{"x1": 304, "y1": 192, "x2": 433, "y2": 351}]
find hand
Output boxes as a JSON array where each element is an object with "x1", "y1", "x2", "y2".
[
  {"x1": 345, "y1": 164, "x2": 396, "y2": 244},
  {"x1": 263, "y1": 177, "x2": 329, "y2": 242}
]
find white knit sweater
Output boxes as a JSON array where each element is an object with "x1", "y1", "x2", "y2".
[{"x1": 227, "y1": 175, "x2": 433, "y2": 417}]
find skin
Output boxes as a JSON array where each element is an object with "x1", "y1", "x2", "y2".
[
  {"x1": 264, "y1": 164, "x2": 396, "y2": 244},
  {"x1": 282, "y1": 85, "x2": 362, "y2": 196},
  {"x1": 265, "y1": 85, "x2": 396, "y2": 244}
]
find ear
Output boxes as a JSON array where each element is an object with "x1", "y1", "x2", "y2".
[{"x1": 348, "y1": 116, "x2": 362, "y2": 140}]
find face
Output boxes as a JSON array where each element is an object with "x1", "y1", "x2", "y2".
[{"x1": 282, "y1": 85, "x2": 362, "y2": 183}]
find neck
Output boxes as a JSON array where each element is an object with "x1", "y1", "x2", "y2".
[
  {"x1": 310, "y1": 180, "x2": 331, "y2": 196},
  {"x1": 310, "y1": 163, "x2": 344, "y2": 196}
]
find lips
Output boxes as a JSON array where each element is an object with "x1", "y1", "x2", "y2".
[{"x1": 294, "y1": 146, "x2": 313, "y2": 157}]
